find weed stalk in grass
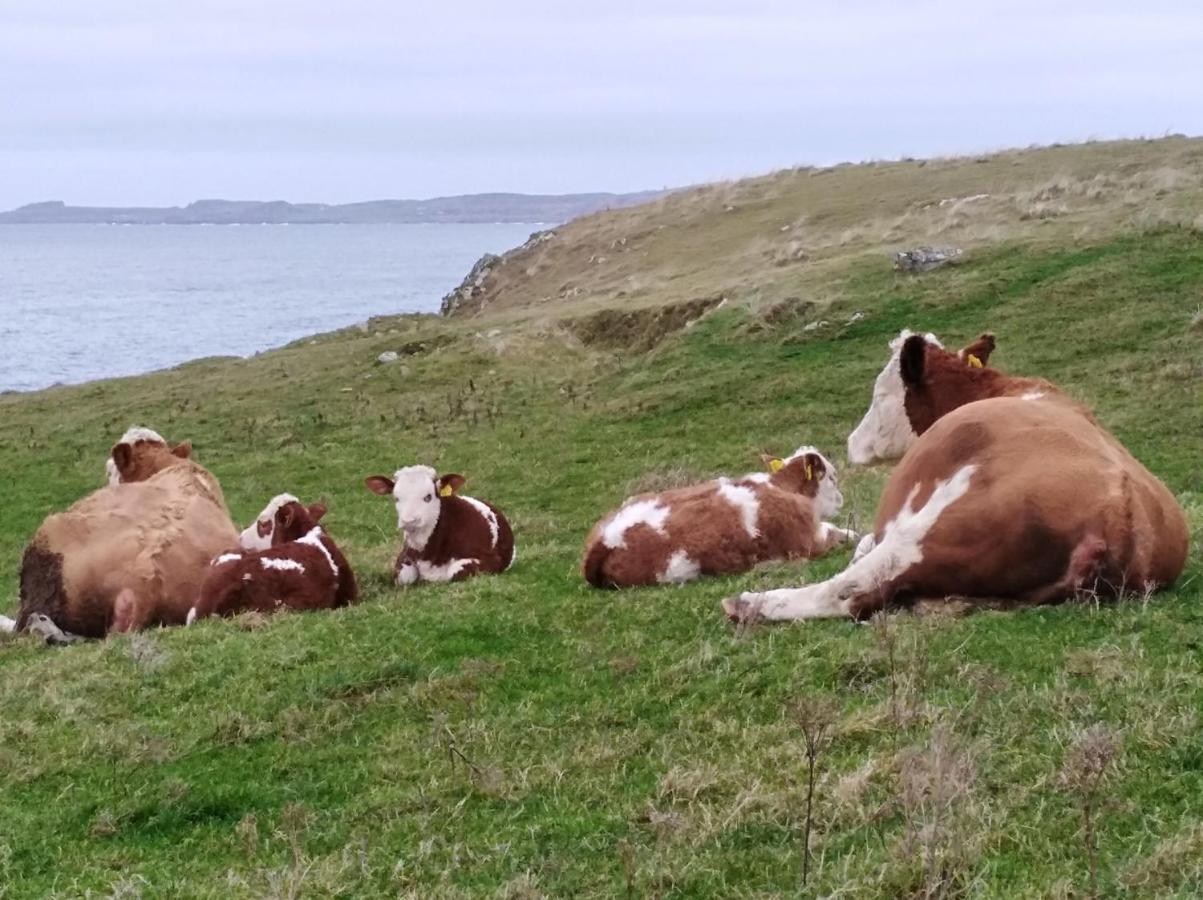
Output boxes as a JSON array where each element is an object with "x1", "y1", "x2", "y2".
[
  {"x1": 791, "y1": 696, "x2": 837, "y2": 888},
  {"x1": 1059, "y1": 724, "x2": 1120, "y2": 899}
]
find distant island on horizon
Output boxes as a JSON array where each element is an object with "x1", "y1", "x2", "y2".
[{"x1": 0, "y1": 190, "x2": 668, "y2": 225}]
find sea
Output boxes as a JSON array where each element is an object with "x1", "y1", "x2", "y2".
[{"x1": 0, "y1": 223, "x2": 537, "y2": 393}]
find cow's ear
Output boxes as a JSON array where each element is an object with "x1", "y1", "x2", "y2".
[
  {"x1": 308, "y1": 502, "x2": 328, "y2": 521},
  {"x1": 277, "y1": 504, "x2": 296, "y2": 531},
  {"x1": 438, "y1": 474, "x2": 466, "y2": 497},
  {"x1": 900, "y1": 334, "x2": 928, "y2": 388},
  {"x1": 760, "y1": 453, "x2": 785, "y2": 473},
  {"x1": 803, "y1": 452, "x2": 826, "y2": 481},
  {"x1": 170, "y1": 440, "x2": 192, "y2": 459},
  {"x1": 111, "y1": 443, "x2": 134, "y2": 477},
  {"x1": 365, "y1": 476, "x2": 395, "y2": 496},
  {"x1": 959, "y1": 332, "x2": 996, "y2": 367}
]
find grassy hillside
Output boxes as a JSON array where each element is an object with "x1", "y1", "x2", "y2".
[{"x1": 1, "y1": 142, "x2": 1202, "y2": 898}]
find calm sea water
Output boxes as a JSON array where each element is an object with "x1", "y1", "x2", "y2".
[{"x1": 0, "y1": 223, "x2": 536, "y2": 393}]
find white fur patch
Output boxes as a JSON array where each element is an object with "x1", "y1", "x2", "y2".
[
  {"x1": 852, "y1": 532, "x2": 877, "y2": 562},
  {"x1": 658, "y1": 550, "x2": 700, "y2": 584},
  {"x1": 742, "y1": 472, "x2": 771, "y2": 484},
  {"x1": 718, "y1": 479, "x2": 760, "y2": 538},
  {"x1": 397, "y1": 562, "x2": 419, "y2": 586},
  {"x1": 602, "y1": 499, "x2": 670, "y2": 549},
  {"x1": 185, "y1": 608, "x2": 197, "y2": 626},
  {"x1": 1021, "y1": 390, "x2": 1047, "y2": 401},
  {"x1": 417, "y1": 557, "x2": 478, "y2": 582},
  {"x1": 213, "y1": 553, "x2": 243, "y2": 566},
  {"x1": 242, "y1": 573, "x2": 253, "y2": 582},
  {"x1": 239, "y1": 492, "x2": 299, "y2": 551},
  {"x1": 461, "y1": 495, "x2": 500, "y2": 547},
  {"x1": 119, "y1": 426, "x2": 166, "y2": 446},
  {"x1": 736, "y1": 465, "x2": 977, "y2": 621},
  {"x1": 390, "y1": 465, "x2": 441, "y2": 550},
  {"x1": 297, "y1": 527, "x2": 339, "y2": 577},
  {"x1": 0, "y1": 615, "x2": 16, "y2": 633},
  {"x1": 105, "y1": 458, "x2": 120, "y2": 487},
  {"x1": 261, "y1": 557, "x2": 305, "y2": 573}
]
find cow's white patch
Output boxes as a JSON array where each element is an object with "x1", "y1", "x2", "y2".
[
  {"x1": 239, "y1": 492, "x2": 298, "y2": 550},
  {"x1": 461, "y1": 495, "x2": 500, "y2": 547},
  {"x1": 185, "y1": 608, "x2": 197, "y2": 626},
  {"x1": 718, "y1": 479, "x2": 760, "y2": 538},
  {"x1": 742, "y1": 472, "x2": 771, "y2": 484},
  {"x1": 0, "y1": 614, "x2": 16, "y2": 633},
  {"x1": 105, "y1": 458, "x2": 120, "y2": 487},
  {"x1": 852, "y1": 532, "x2": 877, "y2": 562},
  {"x1": 658, "y1": 550, "x2": 700, "y2": 584},
  {"x1": 1021, "y1": 390, "x2": 1047, "y2": 401},
  {"x1": 390, "y1": 465, "x2": 442, "y2": 550},
  {"x1": 847, "y1": 330, "x2": 943, "y2": 465},
  {"x1": 732, "y1": 465, "x2": 977, "y2": 621},
  {"x1": 819, "y1": 522, "x2": 857, "y2": 547},
  {"x1": 602, "y1": 499, "x2": 670, "y2": 549},
  {"x1": 417, "y1": 558, "x2": 478, "y2": 582},
  {"x1": 118, "y1": 426, "x2": 166, "y2": 446},
  {"x1": 261, "y1": 557, "x2": 305, "y2": 573},
  {"x1": 213, "y1": 552, "x2": 242, "y2": 566},
  {"x1": 396, "y1": 562, "x2": 419, "y2": 586},
  {"x1": 297, "y1": 527, "x2": 339, "y2": 576},
  {"x1": 242, "y1": 573, "x2": 253, "y2": 582}
]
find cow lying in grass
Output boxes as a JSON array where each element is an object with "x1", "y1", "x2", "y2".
[
  {"x1": 724, "y1": 331, "x2": 1189, "y2": 622},
  {"x1": 365, "y1": 465, "x2": 515, "y2": 585},
  {"x1": 583, "y1": 447, "x2": 854, "y2": 588},
  {"x1": 190, "y1": 496, "x2": 356, "y2": 620},
  {"x1": 14, "y1": 427, "x2": 238, "y2": 637}
]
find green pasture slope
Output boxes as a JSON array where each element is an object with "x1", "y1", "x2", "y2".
[{"x1": 0, "y1": 228, "x2": 1201, "y2": 897}]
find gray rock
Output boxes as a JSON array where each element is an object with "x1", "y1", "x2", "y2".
[
  {"x1": 894, "y1": 247, "x2": 963, "y2": 273},
  {"x1": 377, "y1": 351, "x2": 399, "y2": 364}
]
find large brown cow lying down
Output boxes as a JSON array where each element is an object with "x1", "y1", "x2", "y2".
[
  {"x1": 723, "y1": 331, "x2": 1189, "y2": 622},
  {"x1": 583, "y1": 447, "x2": 854, "y2": 588},
  {"x1": 15, "y1": 427, "x2": 238, "y2": 638}
]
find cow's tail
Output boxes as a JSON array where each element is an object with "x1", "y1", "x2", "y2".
[{"x1": 582, "y1": 541, "x2": 613, "y2": 589}]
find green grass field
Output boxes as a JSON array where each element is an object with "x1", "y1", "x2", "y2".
[{"x1": 1, "y1": 214, "x2": 1201, "y2": 894}]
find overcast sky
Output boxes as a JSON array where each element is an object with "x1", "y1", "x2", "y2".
[{"x1": 1, "y1": 0, "x2": 1201, "y2": 208}]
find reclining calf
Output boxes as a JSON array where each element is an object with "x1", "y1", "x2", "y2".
[
  {"x1": 583, "y1": 447, "x2": 855, "y2": 588},
  {"x1": 190, "y1": 496, "x2": 357, "y2": 620}
]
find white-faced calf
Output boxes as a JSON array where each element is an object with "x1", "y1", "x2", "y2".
[
  {"x1": 191, "y1": 497, "x2": 357, "y2": 620},
  {"x1": 582, "y1": 447, "x2": 854, "y2": 588},
  {"x1": 365, "y1": 465, "x2": 515, "y2": 585}
]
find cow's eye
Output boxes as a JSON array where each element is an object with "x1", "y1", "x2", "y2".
[{"x1": 424, "y1": 494, "x2": 433, "y2": 503}]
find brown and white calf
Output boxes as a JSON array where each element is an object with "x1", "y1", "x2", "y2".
[
  {"x1": 583, "y1": 447, "x2": 855, "y2": 588},
  {"x1": 13, "y1": 427, "x2": 238, "y2": 637},
  {"x1": 365, "y1": 465, "x2": 515, "y2": 585},
  {"x1": 190, "y1": 497, "x2": 357, "y2": 620},
  {"x1": 724, "y1": 331, "x2": 1189, "y2": 622}
]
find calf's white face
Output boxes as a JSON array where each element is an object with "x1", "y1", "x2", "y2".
[
  {"x1": 846, "y1": 330, "x2": 941, "y2": 465},
  {"x1": 105, "y1": 426, "x2": 167, "y2": 484},
  {"x1": 786, "y1": 446, "x2": 844, "y2": 518},
  {"x1": 239, "y1": 493, "x2": 299, "y2": 550}
]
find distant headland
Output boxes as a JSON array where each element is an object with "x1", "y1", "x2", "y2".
[{"x1": 0, "y1": 191, "x2": 667, "y2": 225}]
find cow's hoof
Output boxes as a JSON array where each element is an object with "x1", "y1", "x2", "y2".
[{"x1": 722, "y1": 594, "x2": 761, "y2": 624}]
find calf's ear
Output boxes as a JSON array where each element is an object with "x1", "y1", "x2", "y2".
[
  {"x1": 365, "y1": 475, "x2": 395, "y2": 496},
  {"x1": 170, "y1": 441, "x2": 192, "y2": 459},
  {"x1": 308, "y1": 502, "x2": 328, "y2": 521},
  {"x1": 899, "y1": 334, "x2": 928, "y2": 388},
  {"x1": 438, "y1": 474, "x2": 467, "y2": 497},
  {"x1": 959, "y1": 332, "x2": 996, "y2": 367},
  {"x1": 759, "y1": 453, "x2": 785, "y2": 472},
  {"x1": 111, "y1": 443, "x2": 134, "y2": 478},
  {"x1": 803, "y1": 452, "x2": 826, "y2": 481}
]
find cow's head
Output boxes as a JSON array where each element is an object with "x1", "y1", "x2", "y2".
[
  {"x1": 366, "y1": 465, "x2": 465, "y2": 547},
  {"x1": 108, "y1": 427, "x2": 193, "y2": 484},
  {"x1": 239, "y1": 493, "x2": 300, "y2": 550},
  {"x1": 269, "y1": 499, "x2": 327, "y2": 546},
  {"x1": 763, "y1": 446, "x2": 843, "y2": 517},
  {"x1": 847, "y1": 330, "x2": 997, "y2": 464}
]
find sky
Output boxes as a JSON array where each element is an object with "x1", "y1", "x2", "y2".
[{"x1": 1, "y1": 0, "x2": 1201, "y2": 208}]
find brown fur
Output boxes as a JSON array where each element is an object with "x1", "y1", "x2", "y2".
[
  {"x1": 194, "y1": 501, "x2": 357, "y2": 618},
  {"x1": 394, "y1": 495, "x2": 515, "y2": 580},
  {"x1": 17, "y1": 439, "x2": 237, "y2": 637},
  {"x1": 583, "y1": 453, "x2": 841, "y2": 588}
]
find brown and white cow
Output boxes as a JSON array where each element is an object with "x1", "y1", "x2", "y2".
[
  {"x1": 583, "y1": 447, "x2": 854, "y2": 588},
  {"x1": 724, "y1": 331, "x2": 1189, "y2": 622},
  {"x1": 189, "y1": 497, "x2": 357, "y2": 620},
  {"x1": 14, "y1": 427, "x2": 238, "y2": 637},
  {"x1": 365, "y1": 465, "x2": 515, "y2": 585}
]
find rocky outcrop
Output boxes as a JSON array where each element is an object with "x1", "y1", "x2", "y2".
[
  {"x1": 893, "y1": 246, "x2": 963, "y2": 273},
  {"x1": 440, "y1": 229, "x2": 556, "y2": 316}
]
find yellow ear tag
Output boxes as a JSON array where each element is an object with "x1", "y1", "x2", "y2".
[
  {"x1": 438, "y1": 484, "x2": 454, "y2": 498},
  {"x1": 805, "y1": 463, "x2": 814, "y2": 480},
  {"x1": 967, "y1": 354, "x2": 983, "y2": 369},
  {"x1": 768, "y1": 458, "x2": 785, "y2": 473}
]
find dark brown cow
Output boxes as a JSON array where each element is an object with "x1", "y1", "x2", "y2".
[
  {"x1": 16, "y1": 427, "x2": 238, "y2": 637},
  {"x1": 189, "y1": 499, "x2": 357, "y2": 620},
  {"x1": 365, "y1": 465, "x2": 515, "y2": 585},
  {"x1": 724, "y1": 331, "x2": 1189, "y2": 622},
  {"x1": 582, "y1": 447, "x2": 853, "y2": 588}
]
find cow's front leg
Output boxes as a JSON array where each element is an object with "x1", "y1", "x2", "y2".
[{"x1": 818, "y1": 522, "x2": 858, "y2": 553}]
